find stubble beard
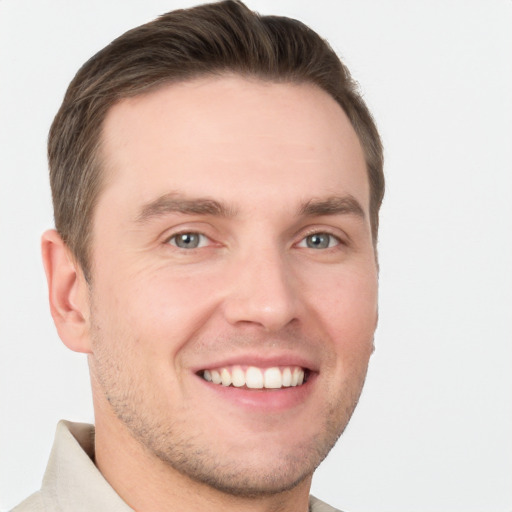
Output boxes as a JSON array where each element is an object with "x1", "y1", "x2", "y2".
[{"x1": 88, "y1": 311, "x2": 368, "y2": 498}]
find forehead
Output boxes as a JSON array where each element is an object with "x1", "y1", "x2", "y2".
[{"x1": 99, "y1": 75, "x2": 369, "y2": 216}]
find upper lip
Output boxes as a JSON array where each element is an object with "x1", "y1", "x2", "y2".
[{"x1": 191, "y1": 351, "x2": 319, "y2": 374}]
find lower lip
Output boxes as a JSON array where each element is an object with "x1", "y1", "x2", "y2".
[{"x1": 196, "y1": 372, "x2": 317, "y2": 412}]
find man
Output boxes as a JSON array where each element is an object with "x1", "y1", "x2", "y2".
[{"x1": 13, "y1": 1, "x2": 383, "y2": 511}]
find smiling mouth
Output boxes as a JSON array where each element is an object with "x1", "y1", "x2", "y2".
[{"x1": 199, "y1": 365, "x2": 309, "y2": 389}]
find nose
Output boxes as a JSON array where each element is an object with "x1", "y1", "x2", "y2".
[{"x1": 221, "y1": 247, "x2": 301, "y2": 332}]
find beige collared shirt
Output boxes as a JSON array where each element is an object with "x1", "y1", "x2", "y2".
[{"x1": 12, "y1": 421, "x2": 341, "y2": 512}]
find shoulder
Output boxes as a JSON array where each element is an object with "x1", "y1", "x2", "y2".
[
  {"x1": 10, "y1": 491, "x2": 49, "y2": 512},
  {"x1": 310, "y1": 495, "x2": 345, "y2": 512}
]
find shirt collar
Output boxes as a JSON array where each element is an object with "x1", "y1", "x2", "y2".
[{"x1": 41, "y1": 420, "x2": 134, "y2": 512}]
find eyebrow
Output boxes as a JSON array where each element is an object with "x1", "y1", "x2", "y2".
[
  {"x1": 299, "y1": 195, "x2": 366, "y2": 219},
  {"x1": 135, "y1": 193, "x2": 236, "y2": 223},
  {"x1": 135, "y1": 192, "x2": 365, "y2": 224}
]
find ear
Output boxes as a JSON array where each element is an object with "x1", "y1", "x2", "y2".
[
  {"x1": 41, "y1": 229, "x2": 92, "y2": 353},
  {"x1": 371, "y1": 309, "x2": 378, "y2": 355}
]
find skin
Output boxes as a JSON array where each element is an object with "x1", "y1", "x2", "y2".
[{"x1": 42, "y1": 75, "x2": 378, "y2": 512}]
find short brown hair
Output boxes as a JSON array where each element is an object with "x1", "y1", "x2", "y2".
[{"x1": 48, "y1": 0, "x2": 384, "y2": 280}]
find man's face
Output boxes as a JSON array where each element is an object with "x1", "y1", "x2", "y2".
[{"x1": 86, "y1": 76, "x2": 378, "y2": 495}]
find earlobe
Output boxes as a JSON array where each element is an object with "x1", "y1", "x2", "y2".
[{"x1": 41, "y1": 229, "x2": 92, "y2": 354}]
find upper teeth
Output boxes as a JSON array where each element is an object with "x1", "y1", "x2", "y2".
[{"x1": 202, "y1": 366, "x2": 305, "y2": 389}]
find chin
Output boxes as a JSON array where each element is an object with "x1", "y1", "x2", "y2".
[
  {"x1": 158, "y1": 447, "x2": 319, "y2": 497},
  {"x1": 144, "y1": 419, "x2": 343, "y2": 498}
]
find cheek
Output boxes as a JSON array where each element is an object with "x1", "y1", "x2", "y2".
[
  {"x1": 141, "y1": 269, "x2": 216, "y2": 322},
  {"x1": 309, "y1": 264, "x2": 377, "y2": 329},
  {"x1": 93, "y1": 266, "x2": 219, "y2": 356},
  {"x1": 307, "y1": 266, "x2": 378, "y2": 365}
]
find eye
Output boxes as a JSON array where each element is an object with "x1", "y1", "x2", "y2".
[
  {"x1": 298, "y1": 232, "x2": 340, "y2": 249},
  {"x1": 167, "y1": 232, "x2": 209, "y2": 249}
]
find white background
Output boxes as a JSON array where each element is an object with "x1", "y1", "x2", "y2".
[{"x1": 1, "y1": 1, "x2": 511, "y2": 511}]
